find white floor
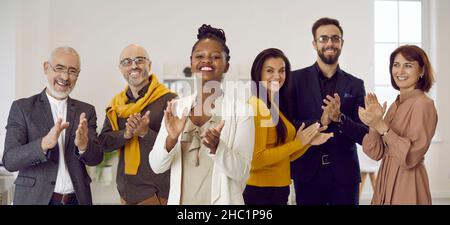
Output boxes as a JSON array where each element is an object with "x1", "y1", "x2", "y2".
[
  {"x1": 90, "y1": 180, "x2": 450, "y2": 205},
  {"x1": 91, "y1": 181, "x2": 121, "y2": 205}
]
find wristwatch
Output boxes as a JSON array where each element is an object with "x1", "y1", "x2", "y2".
[
  {"x1": 335, "y1": 114, "x2": 346, "y2": 133},
  {"x1": 337, "y1": 113, "x2": 346, "y2": 124}
]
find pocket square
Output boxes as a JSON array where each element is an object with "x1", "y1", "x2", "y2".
[{"x1": 343, "y1": 93, "x2": 353, "y2": 98}]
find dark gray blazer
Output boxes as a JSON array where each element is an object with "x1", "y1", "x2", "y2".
[{"x1": 2, "y1": 89, "x2": 103, "y2": 205}]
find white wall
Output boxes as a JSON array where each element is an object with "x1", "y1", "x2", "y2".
[
  {"x1": 425, "y1": 0, "x2": 450, "y2": 199},
  {"x1": 13, "y1": 0, "x2": 374, "y2": 124},
  {"x1": 15, "y1": 0, "x2": 49, "y2": 97},
  {"x1": 2, "y1": 0, "x2": 449, "y2": 200}
]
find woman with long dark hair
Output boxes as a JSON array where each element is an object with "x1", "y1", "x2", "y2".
[{"x1": 244, "y1": 48, "x2": 333, "y2": 205}]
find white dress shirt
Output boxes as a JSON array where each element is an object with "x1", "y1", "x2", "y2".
[{"x1": 46, "y1": 93, "x2": 75, "y2": 194}]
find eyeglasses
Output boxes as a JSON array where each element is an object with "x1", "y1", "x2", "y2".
[
  {"x1": 48, "y1": 63, "x2": 80, "y2": 77},
  {"x1": 316, "y1": 35, "x2": 343, "y2": 44},
  {"x1": 120, "y1": 57, "x2": 148, "y2": 67}
]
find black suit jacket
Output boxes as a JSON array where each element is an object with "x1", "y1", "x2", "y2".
[
  {"x1": 2, "y1": 89, "x2": 103, "y2": 205},
  {"x1": 288, "y1": 64, "x2": 368, "y2": 185}
]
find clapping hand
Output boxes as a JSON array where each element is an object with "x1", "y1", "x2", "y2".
[
  {"x1": 75, "y1": 112, "x2": 89, "y2": 151},
  {"x1": 164, "y1": 100, "x2": 188, "y2": 151},
  {"x1": 201, "y1": 120, "x2": 225, "y2": 154},
  {"x1": 41, "y1": 118, "x2": 70, "y2": 153},
  {"x1": 296, "y1": 122, "x2": 333, "y2": 146},
  {"x1": 358, "y1": 93, "x2": 388, "y2": 134},
  {"x1": 320, "y1": 108, "x2": 331, "y2": 126},
  {"x1": 322, "y1": 93, "x2": 342, "y2": 122},
  {"x1": 124, "y1": 111, "x2": 151, "y2": 139}
]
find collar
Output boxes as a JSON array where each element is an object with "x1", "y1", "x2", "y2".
[
  {"x1": 125, "y1": 77, "x2": 152, "y2": 100},
  {"x1": 397, "y1": 89, "x2": 423, "y2": 104},
  {"x1": 176, "y1": 90, "x2": 225, "y2": 117},
  {"x1": 182, "y1": 114, "x2": 221, "y2": 137},
  {"x1": 314, "y1": 62, "x2": 341, "y2": 80},
  {"x1": 45, "y1": 91, "x2": 68, "y2": 106},
  {"x1": 180, "y1": 115, "x2": 221, "y2": 167}
]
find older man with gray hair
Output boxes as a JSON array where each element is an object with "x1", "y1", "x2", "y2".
[{"x1": 2, "y1": 46, "x2": 103, "y2": 205}]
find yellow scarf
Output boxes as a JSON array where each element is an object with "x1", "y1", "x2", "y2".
[{"x1": 106, "y1": 74, "x2": 172, "y2": 175}]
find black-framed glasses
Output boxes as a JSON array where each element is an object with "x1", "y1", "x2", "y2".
[
  {"x1": 120, "y1": 57, "x2": 148, "y2": 67},
  {"x1": 48, "y1": 63, "x2": 80, "y2": 77},
  {"x1": 316, "y1": 35, "x2": 343, "y2": 44}
]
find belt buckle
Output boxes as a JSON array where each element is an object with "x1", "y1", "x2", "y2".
[
  {"x1": 61, "y1": 194, "x2": 68, "y2": 204},
  {"x1": 322, "y1": 154, "x2": 330, "y2": 165},
  {"x1": 61, "y1": 193, "x2": 74, "y2": 205}
]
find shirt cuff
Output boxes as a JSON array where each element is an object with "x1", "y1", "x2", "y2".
[{"x1": 78, "y1": 149, "x2": 86, "y2": 155}]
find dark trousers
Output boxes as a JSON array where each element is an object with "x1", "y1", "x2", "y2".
[
  {"x1": 293, "y1": 164, "x2": 359, "y2": 205},
  {"x1": 49, "y1": 198, "x2": 79, "y2": 205},
  {"x1": 120, "y1": 193, "x2": 168, "y2": 205},
  {"x1": 243, "y1": 185, "x2": 290, "y2": 205}
]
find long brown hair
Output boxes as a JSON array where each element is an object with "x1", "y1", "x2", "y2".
[{"x1": 251, "y1": 48, "x2": 292, "y2": 145}]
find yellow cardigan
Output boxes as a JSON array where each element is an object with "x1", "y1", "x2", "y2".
[{"x1": 247, "y1": 96, "x2": 310, "y2": 187}]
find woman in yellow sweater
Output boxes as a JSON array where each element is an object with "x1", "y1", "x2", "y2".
[{"x1": 244, "y1": 48, "x2": 333, "y2": 205}]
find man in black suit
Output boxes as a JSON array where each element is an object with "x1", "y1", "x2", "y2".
[
  {"x1": 289, "y1": 18, "x2": 368, "y2": 205},
  {"x1": 2, "y1": 46, "x2": 103, "y2": 205}
]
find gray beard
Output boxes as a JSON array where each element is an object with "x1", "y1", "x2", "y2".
[
  {"x1": 46, "y1": 80, "x2": 71, "y2": 99},
  {"x1": 127, "y1": 73, "x2": 150, "y2": 87}
]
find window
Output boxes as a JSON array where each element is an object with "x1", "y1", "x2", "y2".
[{"x1": 374, "y1": 0, "x2": 423, "y2": 106}]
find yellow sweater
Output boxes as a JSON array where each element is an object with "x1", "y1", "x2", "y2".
[{"x1": 247, "y1": 96, "x2": 310, "y2": 187}]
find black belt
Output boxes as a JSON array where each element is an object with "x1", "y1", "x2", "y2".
[{"x1": 51, "y1": 192, "x2": 77, "y2": 205}]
